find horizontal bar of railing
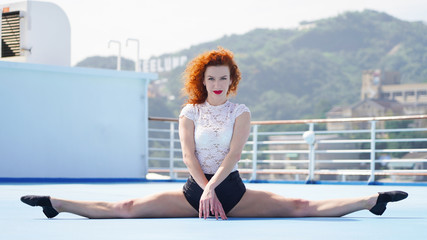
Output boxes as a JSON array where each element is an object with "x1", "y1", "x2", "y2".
[
  {"x1": 376, "y1": 159, "x2": 427, "y2": 163},
  {"x1": 238, "y1": 160, "x2": 252, "y2": 163},
  {"x1": 247, "y1": 159, "x2": 427, "y2": 164},
  {"x1": 150, "y1": 115, "x2": 427, "y2": 125},
  {"x1": 315, "y1": 138, "x2": 426, "y2": 143},
  {"x1": 251, "y1": 160, "x2": 310, "y2": 164},
  {"x1": 149, "y1": 148, "x2": 182, "y2": 152},
  {"x1": 149, "y1": 117, "x2": 179, "y2": 122},
  {"x1": 270, "y1": 129, "x2": 427, "y2": 136},
  {"x1": 148, "y1": 128, "x2": 178, "y2": 133},
  {"x1": 375, "y1": 149, "x2": 427, "y2": 153},
  {"x1": 316, "y1": 139, "x2": 371, "y2": 143},
  {"x1": 149, "y1": 157, "x2": 169, "y2": 161},
  {"x1": 240, "y1": 151, "x2": 254, "y2": 154},
  {"x1": 148, "y1": 138, "x2": 181, "y2": 142},
  {"x1": 374, "y1": 138, "x2": 427, "y2": 143},
  {"x1": 250, "y1": 114, "x2": 427, "y2": 125},
  {"x1": 254, "y1": 150, "x2": 310, "y2": 154},
  {"x1": 375, "y1": 170, "x2": 427, "y2": 175},
  {"x1": 315, "y1": 148, "x2": 427, "y2": 153},
  {"x1": 242, "y1": 169, "x2": 309, "y2": 174},
  {"x1": 256, "y1": 140, "x2": 306, "y2": 144},
  {"x1": 234, "y1": 138, "x2": 425, "y2": 145},
  {"x1": 314, "y1": 130, "x2": 371, "y2": 134},
  {"x1": 314, "y1": 170, "x2": 370, "y2": 174},
  {"x1": 375, "y1": 128, "x2": 427, "y2": 133},
  {"x1": 315, "y1": 149, "x2": 372, "y2": 153},
  {"x1": 315, "y1": 159, "x2": 371, "y2": 163},
  {"x1": 256, "y1": 131, "x2": 305, "y2": 136}
]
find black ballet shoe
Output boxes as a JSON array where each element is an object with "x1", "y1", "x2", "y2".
[
  {"x1": 21, "y1": 195, "x2": 59, "y2": 218},
  {"x1": 369, "y1": 191, "x2": 408, "y2": 216}
]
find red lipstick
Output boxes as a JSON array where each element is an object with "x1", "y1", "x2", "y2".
[{"x1": 213, "y1": 90, "x2": 223, "y2": 95}]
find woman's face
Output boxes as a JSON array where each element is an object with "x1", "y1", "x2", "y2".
[{"x1": 203, "y1": 65, "x2": 231, "y2": 104}]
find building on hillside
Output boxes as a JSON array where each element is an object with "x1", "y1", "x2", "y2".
[
  {"x1": 327, "y1": 99, "x2": 404, "y2": 130},
  {"x1": 327, "y1": 69, "x2": 427, "y2": 130}
]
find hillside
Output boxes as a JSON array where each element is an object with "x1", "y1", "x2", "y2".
[{"x1": 76, "y1": 10, "x2": 427, "y2": 121}]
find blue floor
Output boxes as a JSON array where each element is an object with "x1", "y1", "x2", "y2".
[{"x1": 1, "y1": 183, "x2": 426, "y2": 240}]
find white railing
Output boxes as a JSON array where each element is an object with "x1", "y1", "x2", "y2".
[{"x1": 148, "y1": 115, "x2": 427, "y2": 183}]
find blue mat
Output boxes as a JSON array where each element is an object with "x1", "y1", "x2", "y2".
[{"x1": 1, "y1": 183, "x2": 426, "y2": 240}]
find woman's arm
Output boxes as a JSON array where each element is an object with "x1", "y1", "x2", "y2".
[
  {"x1": 178, "y1": 116, "x2": 209, "y2": 189},
  {"x1": 199, "y1": 112, "x2": 251, "y2": 219}
]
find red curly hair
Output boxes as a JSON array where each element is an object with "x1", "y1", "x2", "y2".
[{"x1": 182, "y1": 47, "x2": 241, "y2": 105}]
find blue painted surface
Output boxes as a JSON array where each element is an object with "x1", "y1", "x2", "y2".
[{"x1": 1, "y1": 183, "x2": 426, "y2": 240}]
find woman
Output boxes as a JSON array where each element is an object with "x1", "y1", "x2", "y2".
[{"x1": 21, "y1": 47, "x2": 408, "y2": 220}]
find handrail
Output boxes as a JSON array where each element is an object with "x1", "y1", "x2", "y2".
[
  {"x1": 148, "y1": 115, "x2": 427, "y2": 183},
  {"x1": 149, "y1": 117, "x2": 179, "y2": 122},
  {"x1": 149, "y1": 114, "x2": 427, "y2": 125}
]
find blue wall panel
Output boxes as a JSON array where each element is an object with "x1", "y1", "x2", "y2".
[{"x1": 0, "y1": 61, "x2": 157, "y2": 178}]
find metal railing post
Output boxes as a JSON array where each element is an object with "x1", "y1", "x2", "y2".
[
  {"x1": 169, "y1": 122, "x2": 175, "y2": 179},
  {"x1": 251, "y1": 125, "x2": 259, "y2": 181},
  {"x1": 306, "y1": 123, "x2": 316, "y2": 183},
  {"x1": 368, "y1": 120, "x2": 377, "y2": 184}
]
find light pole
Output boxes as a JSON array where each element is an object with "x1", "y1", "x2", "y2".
[
  {"x1": 126, "y1": 38, "x2": 140, "y2": 72},
  {"x1": 108, "y1": 40, "x2": 121, "y2": 71}
]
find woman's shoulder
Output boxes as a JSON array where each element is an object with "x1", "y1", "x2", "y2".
[
  {"x1": 181, "y1": 103, "x2": 204, "y2": 111},
  {"x1": 228, "y1": 101, "x2": 250, "y2": 110},
  {"x1": 179, "y1": 103, "x2": 203, "y2": 121},
  {"x1": 228, "y1": 101, "x2": 251, "y2": 118}
]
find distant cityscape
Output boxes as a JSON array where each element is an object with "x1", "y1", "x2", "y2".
[{"x1": 327, "y1": 69, "x2": 427, "y2": 130}]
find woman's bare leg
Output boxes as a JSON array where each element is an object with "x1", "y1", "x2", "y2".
[
  {"x1": 49, "y1": 190, "x2": 198, "y2": 219},
  {"x1": 228, "y1": 189, "x2": 378, "y2": 218}
]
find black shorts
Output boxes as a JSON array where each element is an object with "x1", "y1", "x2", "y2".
[{"x1": 182, "y1": 171, "x2": 246, "y2": 214}]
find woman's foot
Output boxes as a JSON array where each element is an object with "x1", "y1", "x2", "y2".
[
  {"x1": 369, "y1": 191, "x2": 408, "y2": 216},
  {"x1": 21, "y1": 195, "x2": 59, "y2": 218}
]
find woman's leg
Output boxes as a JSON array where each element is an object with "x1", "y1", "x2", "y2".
[
  {"x1": 25, "y1": 190, "x2": 198, "y2": 219},
  {"x1": 228, "y1": 189, "x2": 381, "y2": 218}
]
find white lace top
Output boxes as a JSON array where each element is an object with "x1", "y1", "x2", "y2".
[{"x1": 179, "y1": 100, "x2": 250, "y2": 174}]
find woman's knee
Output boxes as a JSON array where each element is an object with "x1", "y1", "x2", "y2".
[
  {"x1": 287, "y1": 198, "x2": 311, "y2": 217},
  {"x1": 114, "y1": 200, "x2": 136, "y2": 218}
]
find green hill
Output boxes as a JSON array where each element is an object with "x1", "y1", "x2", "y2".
[{"x1": 76, "y1": 10, "x2": 427, "y2": 121}]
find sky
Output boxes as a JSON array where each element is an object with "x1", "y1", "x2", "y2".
[{"x1": 2, "y1": 0, "x2": 427, "y2": 66}]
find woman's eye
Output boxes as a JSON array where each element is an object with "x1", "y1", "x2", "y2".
[{"x1": 208, "y1": 77, "x2": 214, "y2": 81}]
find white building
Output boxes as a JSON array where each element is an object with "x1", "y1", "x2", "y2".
[{"x1": 1, "y1": 1, "x2": 70, "y2": 66}]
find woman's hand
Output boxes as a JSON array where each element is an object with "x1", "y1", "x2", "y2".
[{"x1": 199, "y1": 187, "x2": 227, "y2": 220}]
